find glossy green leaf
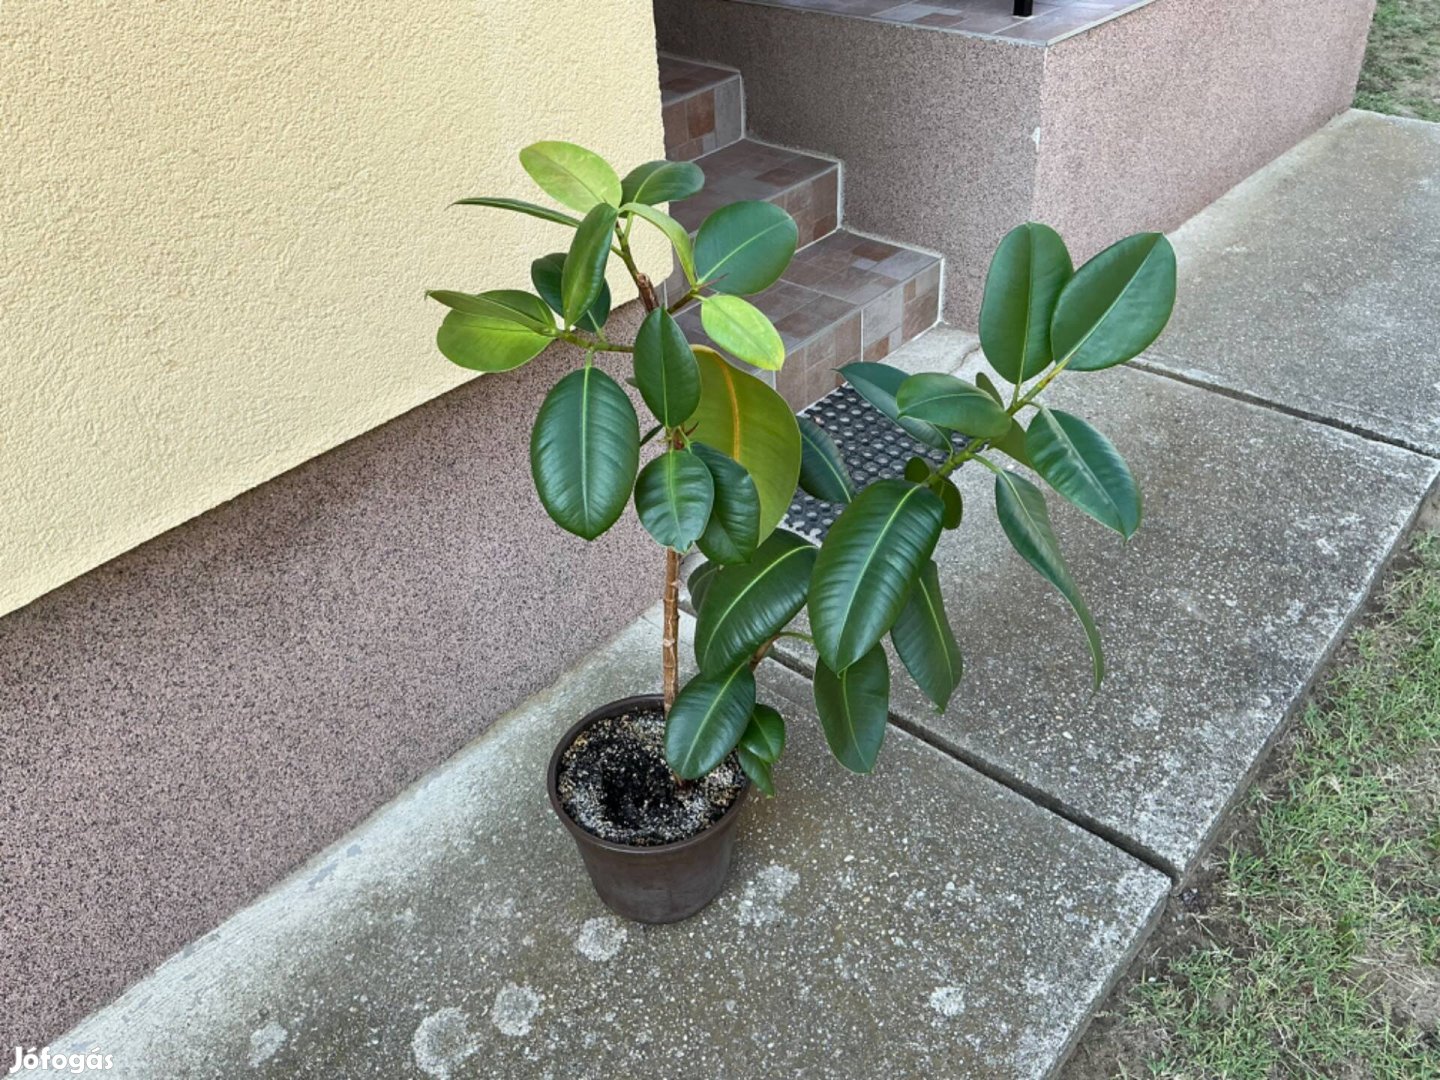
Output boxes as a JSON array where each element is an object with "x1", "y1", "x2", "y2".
[
  {"x1": 896, "y1": 373, "x2": 1012, "y2": 439},
  {"x1": 530, "y1": 367, "x2": 639, "y2": 540},
  {"x1": 938, "y1": 478, "x2": 963, "y2": 529},
  {"x1": 975, "y1": 371, "x2": 1007, "y2": 405},
  {"x1": 634, "y1": 450, "x2": 714, "y2": 552},
  {"x1": 693, "y1": 529, "x2": 816, "y2": 675},
  {"x1": 737, "y1": 747, "x2": 775, "y2": 796},
  {"x1": 688, "y1": 559, "x2": 720, "y2": 613},
  {"x1": 621, "y1": 160, "x2": 705, "y2": 206},
  {"x1": 837, "y1": 362, "x2": 950, "y2": 453},
  {"x1": 813, "y1": 646, "x2": 890, "y2": 774},
  {"x1": 991, "y1": 416, "x2": 1032, "y2": 468},
  {"x1": 665, "y1": 665, "x2": 756, "y2": 779},
  {"x1": 1026, "y1": 407, "x2": 1141, "y2": 538},
  {"x1": 694, "y1": 201, "x2": 798, "y2": 296},
  {"x1": 904, "y1": 456, "x2": 932, "y2": 484},
  {"x1": 740, "y1": 703, "x2": 786, "y2": 763},
  {"x1": 701, "y1": 295, "x2": 785, "y2": 371},
  {"x1": 692, "y1": 442, "x2": 761, "y2": 565},
  {"x1": 621, "y1": 203, "x2": 696, "y2": 284},
  {"x1": 808, "y1": 479, "x2": 944, "y2": 672},
  {"x1": 531, "y1": 253, "x2": 611, "y2": 335},
  {"x1": 432, "y1": 290, "x2": 555, "y2": 373},
  {"x1": 633, "y1": 308, "x2": 701, "y2": 426},
  {"x1": 994, "y1": 469, "x2": 1104, "y2": 686},
  {"x1": 689, "y1": 347, "x2": 801, "y2": 541},
  {"x1": 1051, "y1": 232, "x2": 1177, "y2": 372},
  {"x1": 980, "y1": 222, "x2": 1074, "y2": 383},
  {"x1": 518, "y1": 141, "x2": 621, "y2": 212},
  {"x1": 797, "y1": 416, "x2": 854, "y2": 504},
  {"x1": 890, "y1": 559, "x2": 962, "y2": 710},
  {"x1": 451, "y1": 196, "x2": 581, "y2": 228},
  {"x1": 561, "y1": 204, "x2": 618, "y2": 327}
]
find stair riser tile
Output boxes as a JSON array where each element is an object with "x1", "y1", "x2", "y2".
[{"x1": 662, "y1": 75, "x2": 743, "y2": 160}]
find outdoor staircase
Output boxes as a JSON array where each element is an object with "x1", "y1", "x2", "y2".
[{"x1": 658, "y1": 54, "x2": 943, "y2": 408}]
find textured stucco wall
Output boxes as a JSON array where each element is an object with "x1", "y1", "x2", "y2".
[{"x1": 0, "y1": 1, "x2": 668, "y2": 617}]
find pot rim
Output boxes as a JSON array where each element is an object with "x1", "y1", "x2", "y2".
[{"x1": 546, "y1": 692, "x2": 751, "y2": 857}]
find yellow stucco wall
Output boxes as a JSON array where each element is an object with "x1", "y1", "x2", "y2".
[{"x1": 0, "y1": 2, "x2": 668, "y2": 617}]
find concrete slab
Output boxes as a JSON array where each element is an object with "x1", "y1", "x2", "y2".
[
  {"x1": 1141, "y1": 111, "x2": 1440, "y2": 456},
  {"x1": 43, "y1": 618, "x2": 1168, "y2": 1080},
  {"x1": 774, "y1": 363, "x2": 1439, "y2": 873}
]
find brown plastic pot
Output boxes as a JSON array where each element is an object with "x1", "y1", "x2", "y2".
[{"x1": 547, "y1": 693, "x2": 750, "y2": 923}]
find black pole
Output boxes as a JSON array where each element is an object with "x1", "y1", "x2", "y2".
[{"x1": 1014, "y1": 0, "x2": 1033, "y2": 14}]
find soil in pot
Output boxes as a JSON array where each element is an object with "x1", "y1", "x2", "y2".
[{"x1": 556, "y1": 705, "x2": 745, "y2": 847}]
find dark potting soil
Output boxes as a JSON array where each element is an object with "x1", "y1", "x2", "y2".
[{"x1": 556, "y1": 707, "x2": 745, "y2": 847}]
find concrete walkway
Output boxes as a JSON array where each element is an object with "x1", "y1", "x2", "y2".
[{"x1": 30, "y1": 111, "x2": 1440, "y2": 1078}]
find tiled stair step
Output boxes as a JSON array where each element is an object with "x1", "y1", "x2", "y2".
[
  {"x1": 676, "y1": 228, "x2": 942, "y2": 408},
  {"x1": 659, "y1": 55, "x2": 743, "y2": 160},
  {"x1": 672, "y1": 137, "x2": 840, "y2": 249}
]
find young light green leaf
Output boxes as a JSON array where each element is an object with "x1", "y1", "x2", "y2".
[
  {"x1": 979, "y1": 222, "x2": 1074, "y2": 384},
  {"x1": 693, "y1": 529, "x2": 816, "y2": 675},
  {"x1": 1051, "y1": 232, "x2": 1177, "y2": 372},
  {"x1": 621, "y1": 160, "x2": 705, "y2": 206},
  {"x1": 518, "y1": 141, "x2": 621, "y2": 212},
  {"x1": 530, "y1": 368, "x2": 639, "y2": 539},
  {"x1": 633, "y1": 308, "x2": 701, "y2": 426},
  {"x1": 837, "y1": 363, "x2": 951, "y2": 452},
  {"x1": 531, "y1": 254, "x2": 611, "y2": 334},
  {"x1": 621, "y1": 202, "x2": 697, "y2": 284},
  {"x1": 689, "y1": 347, "x2": 801, "y2": 541},
  {"x1": 561, "y1": 204, "x2": 618, "y2": 327},
  {"x1": 427, "y1": 289, "x2": 555, "y2": 331},
  {"x1": 797, "y1": 416, "x2": 855, "y2": 504},
  {"x1": 634, "y1": 449, "x2": 714, "y2": 552},
  {"x1": 1025, "y1": 407, "x2": 1141, "y2": 538},
  {"x1": 451, "y1": 196, "x2": 582, "y2": 228},
  {"x1": 994, "y1": 469, "x2": 1104, "y2": 686},
  {"x1": 665, "y1": 665, "x2": 757, "y2": 779},
  {"x1": 432, "y1": 290, "x2": 556, "y2": 373},
  {"x1": 813, "y1": 646, "x2": 890, "y2": 774},
  {"x1": 740, "y1": 703, "x2": 786, "y2": 763},
  {"x1": 701, "y1": 295, "x2": 785, "y2": 371},
  {"x1": 694, "y1": 201, "x2": 798, "y2": 296},
  {"x1": 890, "y1": 559, "x2": 963, "y2": 710},
  {"x1": 692, "y1": 442, "x2": 762, "y2": 565},
  {"x1": 896, "y1": 373, "x2": 1012, "y2": 439},
  {"x1": 808, "y1": 479, "x2": 945, "y2": 673}
]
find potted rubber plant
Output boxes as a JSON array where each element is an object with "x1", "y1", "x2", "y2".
[{"x1": 430, "y1": 141, "x2": 1176, "y2": 924}]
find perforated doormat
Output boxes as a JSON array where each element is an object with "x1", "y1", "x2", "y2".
[{"x1": 782, "y1": 386, "x2": 952, "y2": 543}]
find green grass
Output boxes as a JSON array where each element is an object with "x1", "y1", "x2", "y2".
[
  {"x1": 1069, "y1": 536, "x2": 1440, "y2": 1079},
  {"x1": 1356, "y1": 0, "x2": 1440, "y2": 122}
]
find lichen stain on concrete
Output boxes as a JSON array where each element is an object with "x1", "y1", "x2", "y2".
[
  {"x1": 247, "y1": 1021, "x2": 287, "y2": 1067},
  {"x1": 575, "y1": 917, "x2": 627, "y2": 962},
  {"x1": 736, "y1": 864, "x2": 800, "y2": 928},
  {"x1": 929, "y1": 986, "x2": 967, "y2": 1020},
  {"x1": 412, "y1": 1007, "x2": 478, "y2": 1079},
  {"x1": 490, "y1": 983, "x2": 543, "y2": 1037}
]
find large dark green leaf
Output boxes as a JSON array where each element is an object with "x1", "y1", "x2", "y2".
[
  {"x1": 620, "y1": 160, "x2": 705, "y2": 206},
  {"x1": 451, "y1": 196, "x2": 582, "y2": 228},
  {"x1": 737, "y1": 748, "x2": 775, "y2": 796},
  {"x1": 1025, "y1": 407, "x2": 1141, "y2": 539},
  {"x1": 665, "y1": 665, "x2": 756, "y2": 779},
  {"x1": 837, "y1": 363, "x2": 950, "y2": 453},
  {"x1": 694, "y1": 201, "x2": 798, "y2": 296},
  {"x1": 692, "y1": 442, "x2": 761, "y2": 565},
  {"x1": 895, "y1": 373, "x2": 1012, "y2": 439},
  {"x1": 688, "y1": 559, "x2": 720, "y2": 613},
  {"x1": 634, "y1": 450, "x2": 714, "y2": 552},
  {"x1": 797, "y1": 416, "x2": 855, "y2": 504},
  {"x1": 561, "y1": 204, "x2": 618, "y2": 327},
  {"x1": 700, "y1": 295, "x2": 785, "y2": 371},
  {"x1": 994, "y1": 469, "x2": 1104, "y2": 686},
  {"x1": 689, "y1": 348, "x2": 801, "y2": 541},
  {"x1": 1051, "y1": 232, "x2": 1177, "y2": 372},
  {"x1": 808, "y1": 479, "x2": 944, "y2": 672},
  {"x1": 890, "y1": 559, "x2": 963, "y2": 710},
  {"x1": 979, "y1": 222, "x2": 1073, "y2": 384},
  {"x1": 693, "y1": 530, "x2": 816, "y2": 675},
  {"x1": 991, "y1": 416, "x2": 1032, "y2": 468},
  {"x1": 432, "y1": 290, "x2": 555, "y2": 373},
  {"x1": 813, "y1": 646, "x2": 890, "y2": 774},
  {"x1": 622, "y1": 202, "x2": 696, "y2": 284},
  {"x1": 518, "y1": 141, "x2": 621, "y2": 211},
  {"x1": 740, "y1": 703, "x2": 786, "y2": 763},
  {"x1": 531, "y1": 253, "x2": 611, "y2": 335},
  {"x1": 530, "y1": 367, "x2": 639, "y2": 539},
  {"x1": 633, "y1": 308, "x2": 700, "y2": 426}
]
